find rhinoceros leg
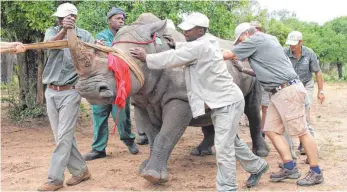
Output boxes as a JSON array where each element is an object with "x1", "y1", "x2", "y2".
[
  {"x1": 134, "y1": 105, "x2": 160, "y2": 174},
  {"x1": 141, "y1": 99, "x2": 192, "y2": 184},
  {"x1": 244, "y1": 78, "x2": 269, "y2": 157},
  {"x1": 191, "y1": 125, "x2": 214, "y2": 156}
]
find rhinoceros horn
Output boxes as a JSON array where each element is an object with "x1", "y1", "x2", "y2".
[{"x1": 67, "y1": 28, "x2": 96, "y2": 77}]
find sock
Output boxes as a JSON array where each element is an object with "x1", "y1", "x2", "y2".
[
  {"x1": 310, "y1": 166, "x2": 321, "y2": 174},
  {"x1": 283, "y1": 161, "x2": 295, "y2": 170}
]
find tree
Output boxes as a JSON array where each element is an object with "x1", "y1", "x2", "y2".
[{"x1": 1, "y1": 1, "x2": 55, "y2": 119}]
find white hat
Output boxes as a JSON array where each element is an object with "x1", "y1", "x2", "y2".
[
  {"x1": 178, "y1": 12, "x2": 209, "y2": 31},
  {"x1": 53, "y1": 3, "x2": 78, "y2": 18},
  {"x1": 233, "y1": 22, "x2": 251, "y2": 45},
  {"x1": 285, "y1": 31, "x2": 303, "y2": 45}
]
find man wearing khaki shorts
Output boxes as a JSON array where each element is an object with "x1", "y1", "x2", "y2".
[{"x1": 224, "y1": 23, "x2": 324, "y2": 186}]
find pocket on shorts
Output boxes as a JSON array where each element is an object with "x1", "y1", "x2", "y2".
[{"x1": 284, "y1": 110, "x2": 306, "y2": 136}]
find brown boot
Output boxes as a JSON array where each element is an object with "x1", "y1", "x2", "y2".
[
  {"x1": 66, "y1": 169, "x2": 91, "y2": 186},
  {"x1": 37, "y1": 182, "x2": 63, "y2": 191}
]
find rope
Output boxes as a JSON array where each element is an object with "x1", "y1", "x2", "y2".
[{"x1": 112, "y1": 32, "x2": 157, "y2": 45}]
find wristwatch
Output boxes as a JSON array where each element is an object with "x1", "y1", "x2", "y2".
[{"x1": 319, "y1": 90, "x2": 324, "y2": 94}]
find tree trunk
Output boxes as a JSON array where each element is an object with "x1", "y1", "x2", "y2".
[
  {"x1": 37, "y1": 50, "x2": 45, "y2": 104},
  {"x1": 337, "y1": 62, "x2": 343, "y2": 79},
  {"x1": 17, "y1": 48, "x2": 39, "y2": 109},
  {"x1": 17, "y1": 53, "x2": 28, "y2": 108},
  {"x1": 0, "y1": 53, "x2": 15, "y2": 83}
]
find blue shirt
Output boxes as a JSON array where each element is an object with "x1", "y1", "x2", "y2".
[{"x1": 96, "y1": 29, "x2": 114, "y2": 47}]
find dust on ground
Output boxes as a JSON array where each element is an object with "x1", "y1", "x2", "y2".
[{"x1": 1, "y1": 83, "x2": 347, "y2": 191}]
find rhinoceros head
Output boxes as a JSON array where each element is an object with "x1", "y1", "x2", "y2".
[
  {"x1": 67, "y1": 13, "x2": 185, "y2": 105},
  {"x1": 67, "y1": 29, "x2": 116, "y2": 105}
]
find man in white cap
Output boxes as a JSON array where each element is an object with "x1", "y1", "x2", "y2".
[
  {"x1": 130, "y1": 12, "x2": 269, "y2": 191},
  {"x1": 224, "y1": 23, "x2": 324, "y2": 186},
  {"x1": 38, "y1": 3, "x2": 94, "y2": 191},
  {"x1": 232, "y1": 21, "x2": 271, "y2": 136},
  {"x1": 284, "y1": 31, "x2": 325, "y2": 156}
]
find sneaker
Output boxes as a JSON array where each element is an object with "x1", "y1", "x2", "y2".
[
  {"x1": 66, "y1": 169, "x2": 91, "y2": 186},
  {"x1": 37, "y1": 182, "x2": 63, "y2": 191},
  {"x1": 246, "y1": 163, "x2": 269, "y2": 188},
  {"x1": 297, "y1": 169, "x2": 324, "y2": 186},
  {"x1": 270, "y1": 167, "x2": 301, "y2": 182},
  {"x1": 83, "y1": 150, "x2": 106, "y2": 161},
  {"x1": 127, "y1": 142, "x2": 139, "y2": 154}
]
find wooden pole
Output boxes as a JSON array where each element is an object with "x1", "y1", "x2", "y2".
[{"x1": 0, "y1": 40, "x2": 69, "y2": 54}]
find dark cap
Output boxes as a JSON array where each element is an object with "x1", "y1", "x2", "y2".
[{"x1": 107, "y1": 7, "x2": 126, "y2": 20}]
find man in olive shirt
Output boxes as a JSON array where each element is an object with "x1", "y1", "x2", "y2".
[
  {"x1": 38, "y1": 3, "x2": 93, "y2": 191},
  {"x1": 284, "y1": 31, "x2": 325, "y2": 155},
  {"x1": 223, "y1": 23, "x2": 323, "y2": 186}
]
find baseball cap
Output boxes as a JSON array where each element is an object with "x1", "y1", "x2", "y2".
[
  {"x1": 250, "y1": 20, "x2": 264, "y2": 32},
  {"x1": 107, "y1": 7, "x2": 126, "y2": 20},
  {"x1": 285, "y1": 31, "x2": 303, "y2": 45},
  {"x1": 178, "y1": 12, "x2": 209, "y2": 31},
  {"x1": 233, "y1": 22, "x2": 251, "y2": 45},
  {"x1": 53, "y1": 3, "x2": 77, "y2": 18}
]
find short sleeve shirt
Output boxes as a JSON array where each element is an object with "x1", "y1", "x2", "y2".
[
  {"x1": 231, "y1": 32, "x2": 299, "y2": 92},
  {"x1": 42, "y1": 26, "x2": 94, "y2": 86},
  {"x1": 284, "y1": 46, "x2": 320, "y2": 84}
]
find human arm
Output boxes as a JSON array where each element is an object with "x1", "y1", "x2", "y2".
[
  {"x1": 231, "y1": 60, "x2": 256, "y2": 77},
  {"x1": 310, "y1": 51, "x2": 325, "y2": 104},
  {"x1": 223, "y1": 50, "x2": 237, "y2": 60},
  {"x1": 315, "y1": 71, "x2": 325, "y2": 104},
  {"x1": 0, "y1": 42, "x2": 26, "y2": 53},
  {"x1": 130, "y1": 42, "x2": 199, "y2": 70},
  {"x1": 45, "y1": 16, "x2": 75, "y2": 42}
]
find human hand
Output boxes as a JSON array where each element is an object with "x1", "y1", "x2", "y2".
[
  {"x1": 129, "y1": 47, "x2": 147, "y2": 62},
  {"x1": 15, "y1": 43, "x2": 26, "y2": 53},
  {"x1": 95, "y1": 39, "x2": 105, "y2": 45},
  {"x1": 62, "y1": 15, "x2": 76, "y2": 30},
  {"x1": 163, "y1": 34, "x2": 175, "y2": 49},
  {"x1": 317, "y1": 91, "x2": 325, "y2": 104}
]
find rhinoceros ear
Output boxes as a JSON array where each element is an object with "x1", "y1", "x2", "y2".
[{"x1": 146, "y1": 19, "x2": 167, "y2": 37}]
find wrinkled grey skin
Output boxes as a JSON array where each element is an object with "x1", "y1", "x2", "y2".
[{"x1": 68, "y1": 13, "x2": 268, "y2": 184}]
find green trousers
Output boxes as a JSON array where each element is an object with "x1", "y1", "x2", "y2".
[{"x1": 91, "y1": 98, "x2": 135, "y2": 152}]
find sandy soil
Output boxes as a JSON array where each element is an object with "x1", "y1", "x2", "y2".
[{"x1": 1, "y1": 83, "x2": 347, "y2": 191}]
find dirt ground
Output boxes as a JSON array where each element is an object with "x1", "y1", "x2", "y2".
[{"x1": 1, "y1": 83, "x2": 347, "y2": 191}]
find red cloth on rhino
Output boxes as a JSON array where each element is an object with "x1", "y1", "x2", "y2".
[
  {"x1": 107, "y1": 53, "x2": 131, "y2": 108},
  {"x1": 107, "y1": 53, "x2": 131, "y2": 135}
]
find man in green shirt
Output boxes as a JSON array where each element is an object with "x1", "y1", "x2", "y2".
[{"x1": 83, "y1": 7, "x2": 139, "y2": 161}]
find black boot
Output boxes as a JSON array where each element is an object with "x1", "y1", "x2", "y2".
[
  {"x1": 125, "y1": 140, "x2": 139, "y2": 154},
  {"x1": 83, "y1": 149, "x2": 106, "y2": 161}
]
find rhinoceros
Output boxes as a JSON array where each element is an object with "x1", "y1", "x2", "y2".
[{"x1": 67, "y1": 13, "x2": 268, "y2": 184}]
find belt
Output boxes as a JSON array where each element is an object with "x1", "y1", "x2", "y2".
[
  {"x1": 270, "y1": 79, "x2": 300, "y2": 94},
  {"x1": 48, "y1": 84, "x2": 75, "y2": 91}
]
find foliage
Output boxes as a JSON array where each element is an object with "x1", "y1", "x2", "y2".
[{"x1": 1, "y1": 77, "x2": 45, "y2": 123}]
